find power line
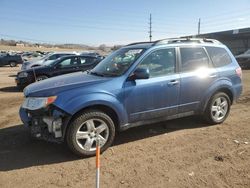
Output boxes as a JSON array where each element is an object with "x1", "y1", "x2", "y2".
[{"x1": 0, "y1": 33, "x2": 58, "y2": 44}]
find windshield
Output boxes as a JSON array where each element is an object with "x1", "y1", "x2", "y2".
[
  {"x1": 90, "y1": 48, "x2": 145, "y2": 76},
  {"x1": 36, "y1": 53, "x2": 51, "y2": 61},
  {"x1": 43, "y1": 58, "x2": 61, "y2": 66}
]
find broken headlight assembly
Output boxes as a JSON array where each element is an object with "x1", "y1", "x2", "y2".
[{"x1": 22, "y1": 96, "x2": 57, "y2": 110}]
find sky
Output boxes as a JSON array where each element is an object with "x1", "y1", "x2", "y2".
[{"x1": 0, "y1": 0, "x2": 250, "y2": 46}]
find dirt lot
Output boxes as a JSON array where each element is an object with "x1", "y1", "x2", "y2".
[{"x1": 0, "y1": 66, "x2": 249, "y2": 188}]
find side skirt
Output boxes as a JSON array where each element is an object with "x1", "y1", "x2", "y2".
[{"x1": 119, "y1": 111, "x2": 195, "y2": 131}]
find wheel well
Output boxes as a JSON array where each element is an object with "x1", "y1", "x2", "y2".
[
  {"x1": 202, "y1": 87, "x2": 234, "y2": 113},
  {"x1": 68, "y1": 105, "x2": 119, "y2": 130},
  {"x1": 216, "y1": 88, "x2": 233, "y2": 104},
  {"x1": 36, "y1": 74, "x2": 49, "y2": 78},
  {"x1": 9, "y1": 60, "x2": 17, "y2": 63}
]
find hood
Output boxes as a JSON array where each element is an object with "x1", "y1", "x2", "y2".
[{"x1": 24, "y1": 72, "x2": 111, "y2": 97}]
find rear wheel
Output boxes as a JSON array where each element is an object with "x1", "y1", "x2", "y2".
[
  {"x1": 204, "y1": 92, "x2": 231, "y2": 124},
  {"x1": 9, "y1": 61, "x2": 17, "y2": 67},
  {"x1": 36, "y1": 75, "x2": 48, "y2": 81},
  {"x1": 66, "y1": 110, "x2": 116, "y2": 157}
]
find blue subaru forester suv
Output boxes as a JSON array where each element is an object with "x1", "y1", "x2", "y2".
[{"x1": 19, "y1": 38, "x2": 242, "y2": 157}]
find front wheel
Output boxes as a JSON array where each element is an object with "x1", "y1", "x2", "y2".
[
  {"x1": 204, "y1": 92, "x2": 231, "y2": 124},
  {"x1": 66, "y1": 110, "x2": 116, "y2": 157}
]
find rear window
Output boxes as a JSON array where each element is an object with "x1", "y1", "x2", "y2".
[{"x1": 206, "y1": 47, "x2": 232, "y2": 67}]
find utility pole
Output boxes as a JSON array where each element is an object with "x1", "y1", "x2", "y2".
[
  {"x1": 149, "y1": 13, "x2": 152, "y2": 42},
  {"x1": 198, "y1": 18, "x2": 201, "y2": 35}
]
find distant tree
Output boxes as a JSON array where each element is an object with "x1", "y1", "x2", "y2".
[
  {"x1": 111, "y1": 45, "x2": 123, "y2": 51},
  {"x1": 99, "y1": 44, "x2": 107, "y2": 52}
]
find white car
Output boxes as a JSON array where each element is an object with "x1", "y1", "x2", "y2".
[
  {"x1": 235, "y1": 49, "x2": 250, "y2": 69},
  {"x1": 21, "y1": 52, "x2": 79, "y2": 70}
]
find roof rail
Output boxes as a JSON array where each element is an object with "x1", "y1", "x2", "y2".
[
  {"x1": 125, "y1": 41, "x2": 153, "y2": 46},
  {"x1": 153, "y1": 37, "x2": 221, "y2": 46},
  {"x1": 125, "y1": 38, "x2": 221, "y2": 47}
]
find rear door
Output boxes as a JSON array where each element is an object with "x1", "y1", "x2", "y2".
[
  {"x1": 178, "y1": 47, "x2": 218, "y2": 113},
  {"x1": 78, "y1": 56, "x2": 99, "y2": 71}
]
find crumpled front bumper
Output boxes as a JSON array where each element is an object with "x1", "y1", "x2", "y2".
[{"x1": 19, "y1": 106, "x2": 71, "y2": 142}]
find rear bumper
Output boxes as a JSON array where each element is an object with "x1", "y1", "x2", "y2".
[{"x1": 233, "y1": 83, "x2": 243, "y2": 102}]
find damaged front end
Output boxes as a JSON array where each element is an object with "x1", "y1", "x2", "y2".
[{"x1": 19, "y1": 96, "x2": 70, "y2": 143}]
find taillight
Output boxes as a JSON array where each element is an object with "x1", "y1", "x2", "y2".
[{"x1": 235, "y1": 67, "x2": 242, "y2": 79}]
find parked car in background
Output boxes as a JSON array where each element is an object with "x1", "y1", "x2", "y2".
[
  {"x1": 80, "y1": 52, "x2": 105, "y2": 60},
  {"x1": 21, "y1": 52, "x2": 78, "y2": 70},
  {"x1": 21, "y1": 51, "x2": 45, "y2": 61},
  {"x1": 19, "y1": 38, "x2": 242, "y2": 157},
  {"x1": 16, "y1": 55, "x2": 102, "y2": 88},
  {"x1": 235, "y1": 49, "x2": 250, "y2": 69},
  {"x1": 0, "y1": 53, "x2": 23, "y2": 67}
]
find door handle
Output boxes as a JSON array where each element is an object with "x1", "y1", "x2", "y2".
[{"x1": 168, "y1": 80, "x2": 179, "y2": 86}]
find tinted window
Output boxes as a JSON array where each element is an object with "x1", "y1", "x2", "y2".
[
  {"x1": 79, "y1": 57, "x2": 95, "y2": 65},
  {"x1": 138, "y1": 48, "x2": 176, "y2": 78},
  {"x1": 180, "y1": 48, "x2": 209, "y2": 72},
  {"x1": 58, "y1": 54, "x2": 71, "y2": 58},
  {"x1": 58, "y1": 57, "x2": 78, "y2": 67},
  {"x1": 206, "y1": 47, "x2": 232, "y2": 67},
  {"x1": 48, "y1": 54, "x2": 57, "y2": 60},
  {"x1": 48, "y1": 54, "x2": 71, "y2": 60}
]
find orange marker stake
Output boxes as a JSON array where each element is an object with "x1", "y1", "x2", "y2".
[{"x1": 96, "y1": 137, "x2": 100, "y2": 188}]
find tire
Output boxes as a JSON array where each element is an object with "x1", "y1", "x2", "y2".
[
  {"x1": 204, "y1": 92, "x2": 231, "y2": 124},
  {"x1": 9, "y1": 61, "x2": 17, "y2": 67},
  {"x1": 66, "y1": 110, "x2": 116, "y2": 157},
  {"x1": 36, "y1": 75, "x2": 48, "y2": 81}
]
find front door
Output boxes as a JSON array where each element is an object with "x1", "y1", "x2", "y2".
[
  {"x1": 53, "y1": 57, "x2": 80, "y2": 76},
  {"x1": 123, "y1": 48, "x2": 180, "y2": 123},
  {"x1": 78, "y1": 56, "x2": 98, "y2": 71}
]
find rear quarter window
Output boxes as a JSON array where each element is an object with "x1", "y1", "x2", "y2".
[{"x1": 206, "y1": 47, "x2": 232, "y2": 67}]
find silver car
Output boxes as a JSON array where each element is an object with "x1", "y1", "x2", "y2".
[{"x1": 21, "y1": 52, "x2": 79, "y2": 70}]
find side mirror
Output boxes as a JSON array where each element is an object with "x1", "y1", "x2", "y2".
[
  {"x1": 129, "y1": 67, "x2": 150, "y2": 80},
  {"x1": 55, "y1": 64, "x2": 62, "y2": 69}
]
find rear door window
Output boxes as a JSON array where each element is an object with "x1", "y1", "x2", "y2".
[
  {"x1": 206, "y1": 47, "x2": 232, "y2": 67},
  {"x1": 180, "y1": 47, "x2": 209, "y2": 72},
  {"x1": 79, "y1": 57, "x2": 96, "y2": 65},
  {"x1": 58, "y1": 57, "x2": 79, "y2": 68}
]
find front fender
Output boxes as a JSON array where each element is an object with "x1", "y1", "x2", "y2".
[{"x1": 54, "y1": 92, "x2": 128, "y2": 126}]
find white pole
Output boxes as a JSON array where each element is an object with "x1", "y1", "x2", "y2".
[{"x1": 96, "y1": 137, "x2": 100, "y2": 188}]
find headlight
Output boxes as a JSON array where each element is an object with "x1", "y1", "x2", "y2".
[
  {"x1": 22, "y1": 96, "x2": 57, "y2": 110},
  {"x1": 18, "y1": 72, "x2": 28, "y2": 78}
]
